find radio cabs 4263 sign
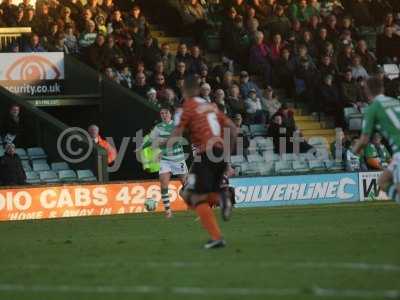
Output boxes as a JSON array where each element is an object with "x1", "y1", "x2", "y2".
[
  {"x1": 0, "y1": 52, "x2": 64, "y2": 96},
  {"x1": 0, "y1": 181, "x2": 187, "y2": 221}
]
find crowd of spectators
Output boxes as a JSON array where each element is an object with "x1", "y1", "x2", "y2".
[{"x1": 1, "y1": 0, "x2": 399, "y2": 179}]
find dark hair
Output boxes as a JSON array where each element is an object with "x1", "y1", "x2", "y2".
[
  {"x1": 366, "y1": 76, "x2": 384, "y2": 96},
  {"x1": 160, "y1": 104, "x2": 174, "y2": 114}
]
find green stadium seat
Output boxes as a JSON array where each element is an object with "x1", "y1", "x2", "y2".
[
  {"x1": 256, "y1": 137, "x2": 274, "y2": 151},
  {"x1": 39, "y1": 171, "x2": 60, "y2": 184},
  {"x1": 51, "y1": 162, "x2": 70, "y2": 171},
  {"x1": 309, "y1": 160, "x2": 326, "y2": 172},
  {"x1": 325, "y1": 160, "x2": 345, "y2": 171},
  {"x1": 263, "y1": 151, "x2": 280, "y2": 162},
  {"x1": 281, "y1": 153, "x2": 296, "y2": 161},
  {"x1": 58, "y1": 170, "x2": 78, "y2": 183},
  {"x1": 293, "y1": 160, "x2": 310, "y2": 173},
  {"x1": 25, "y1": 171, "x2": 41, "y2": 184},
  {"x1": 0, "y1": 147, "x2": 4, "y2": 157},
  {"x1": 259, "y1": 162, "x2": 274, "y2": 176},
  {"x1": 16, "y1": 148, "x2": 28, "y2": 160},
  {"x1": 27, "y1": 147, "x2": 47, "y2": 160},
  {"x1": 249, "y1": 124, "x2": 267, "y2": 137},
  {"x1": 22, "y1": 160, "x2": 32, "y2": 172},
  {"x1": 244, "y1": 162, "x2": 261, "y2": 176},
  {"x1": 247, "y1": 154, "x2": 264, "y2": 163},
  {"x1": 275, "y1": 161, "x2": 292, "y2": 174},
  {"x1": 33, "y1": 162, "x2": 50, "y2": 172},
  {"x1": 77, "y1": 170, "x2": 97, "y2": 182},
  {"x1": 308, "y1": 137, "x2": 328, "y2": 148},
  {"x1": 349, "y1": 118, "x2": 363, "y2": 131}
]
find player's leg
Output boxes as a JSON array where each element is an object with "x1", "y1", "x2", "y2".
[
  {"x1": 159, "y1": 161, "x2": 173, "y2": 218},
  {"x1": 379, "y1": 154, "x2": 400, "y2": 203},
  {"x1": 187, "y1": 157, "x2": 225, "y2": 249}
]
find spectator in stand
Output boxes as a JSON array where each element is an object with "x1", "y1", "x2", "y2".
[
  {"x1": 226, "y1": 84, "x2": 246, "y2": 117},
  {"x1": 350, "y1": 0, "x2": 373, "y2": 27},
  {"x1": 340, "y1": 69, "x2": 359, "y2": 107},
  {"x1": 268, "y1": 33, "x2": 286, "y2": 64},
  {"x1": 104, "y1": 66, "x2": 117, "y2": 82},
  {"x1": 160, "y1": 43, "x2": 175, "y2": 76},
  {"x1": 64, "y1": 25, "x2": 79, "y2": 54},
  {"x1": 140, "y1": 35, "x2": 161, "y2": 71},
  {"x1": 345, "y1": 137, "x2": 363, "y2": 172},
  {"x1": 266, "y1": 5, "x2": 291, "y2": 38},
  {"x1": 318, "y1": 74, "x2": 344, "y2": 128},
  {"x1": 350, "y1": 55, "x2": 369, "y2": 80},
  {"x1": 275, "y1": 48, "x2": 295, "y2": 95},
  {"x1": 0, "y1": 143, "x2": 26, "y2": 186},
  {"x1": 274, "y1": 103, "x2": 296, "y2": 133},
  {"x1": 289, "y1": 0, "x2": 314, "y2": 23},
  {"x1": 239, "y1": 70, "x2": 263, "y2": 99},
  {"x1": 188, "y1": 45, "x2": 206, "y2": 75},
  {"x1": 146, "y1": 88, "x2": 159, "y2": 107},
  {"x1": 153, "y1": 74, "x2": 168, "y2": 96},
  {"x1": 251, "y1": 0, "x2": 274, "y2": 26},
  {"x1": 376, "y1": 26, "x2": 400, "y2": 64},
  {"x1": 232, "y1": 113, "x2": 250, "y2": 154},
  {"x1": 245, "y1": 89, "x2": 266, "y2": 124},
  {"x1": 1, "y1": 105, "x2": 23, "y2": 146},
  {"x1": 180, "y1": 0, "x2": 208, "y2": 43},
  {"x1": 249, "y1": 31, "x2": 272, "y2": 85},
  {"x1": 23, "y1": 34, "x2": 45, "y2": 52},
  {"x1": 355, "y1": 39, "x2": 377, "y2": 74},
  {"x1": 337, "y1": 45, "x2": 354, "y2": 74},
  {"x1": 116, "y1": 65, "x2": 133, "y2": 89},
  {"x1": 223, "y1": 15, "x2": 250, "y2": 64},
  {"x1": 132, "y1": 72, "x2": 149, "y2": 97},
  {"x1": 87, "y1": 34, "x2": 106, "y2": 70},
  {"x1": 175, "y1": 43, "x2": 192, "y2": 66},
  {"x1": 126, "y1": 5, "x2": 148, "y2": 38},
  {"x1": 268, "y1": 114, "x2": 292, "y2": 154},
  {"x1": 168, "y1": 61, "x2": 187, "y2": 89},
  {"x1": 88, "y1": 125, "x2": 117, "y2": 165},
  {"x1": 378, "y1": 12, "x2": 400, "y2": 36},
  {"x1": 264, "y1": 86, "x2": 281, "y2": 118},
  {"x1": 0, "y1": 0, "x2": 18, "y2": 25},
  {"x1": 318, "y1": 54, "x2": 339, "y2": 81},
  {"x1": 364, "y1": 132, "x2": 392, "y2": 171},
  {"x1": 159, "y1": 88, "x2": 180, "y2": 107},
  {"x1": 200, "y1": 83, "x2": 212, "y2": 102},
  {"x1": 213, "y1": 89, "x2": 228, "y2": 114},
  {"x1": 110, "y1": 9, "x2": 126, "y2": 37},
  {"x1": 79, "y1": 20, "x2": 97, "y2": 49}
]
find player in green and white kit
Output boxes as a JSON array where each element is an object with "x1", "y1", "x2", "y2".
[
  {"x1": 354, "y1": 77, "x2": 400, "y2": 203},
  {"x1": 143, "y1": 106, "x2": 188, "y2": 218}
]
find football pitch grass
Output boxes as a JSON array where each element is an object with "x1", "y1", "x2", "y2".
[{"x1": 0, "y1": 202, "x2": 399, "y2": 300}]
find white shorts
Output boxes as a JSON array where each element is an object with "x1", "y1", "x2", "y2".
[
  {"x1": 159, "y1": 160, "x2": 188, "y2": 176},
  {"x1": 388, "y1": 153, "x2": 400, "y2": 184}
]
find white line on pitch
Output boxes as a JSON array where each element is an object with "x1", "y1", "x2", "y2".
[
  {"x1": 0, "y1": 284, "x2": 399, "y2": 299},
  {"x1": 4, "y1": 261, "x2": 399, "y2": 272}
]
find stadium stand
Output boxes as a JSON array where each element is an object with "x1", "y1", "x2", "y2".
[{"x1": 1, "y1": 0, "x2": 400, "y2": 185}]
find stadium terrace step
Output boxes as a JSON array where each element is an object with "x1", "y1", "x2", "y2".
[
  {"x1": 302, "y1": 129, "x2": 337, "y2": 135},
  {"x1": 151, "y1": 30, "x2": 166, "y2": 38},
  {"x1": 296, "y1": 121, "x2": 322, "y2": 130},
  {"x1": 157, "y1": 36, "x2": 181, "y2": 44},
  {"x1": 294, "y1": 115, "x2": 315, "y2": 122}
]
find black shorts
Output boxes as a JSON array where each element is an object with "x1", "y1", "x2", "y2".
[{"x1": 187, "y1": 147, "x2": 227, "y2": 194}]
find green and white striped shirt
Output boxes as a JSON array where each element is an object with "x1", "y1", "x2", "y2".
[{"x1": 144, "y1": 121, "x2": 185, "y2": 162}]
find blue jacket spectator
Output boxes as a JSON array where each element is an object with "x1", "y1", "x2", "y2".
[
  {"x1": 239, "y1": 71, "x2": 263, "y2": 99},
  {"x1": 23, "y1": 34, "x2": 46, "y2": 52}
]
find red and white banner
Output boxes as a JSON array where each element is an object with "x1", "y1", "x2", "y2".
[
  {"x1": 0, "y1": 52, "x2": 64, "y2": 96},
  {"x1": 0, "y1": 181, "x2": 187, "y2": 222}
]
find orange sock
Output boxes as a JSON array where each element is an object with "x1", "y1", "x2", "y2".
[{"x1": 195, "y1": 201, "x2": 222, "y2": 240}]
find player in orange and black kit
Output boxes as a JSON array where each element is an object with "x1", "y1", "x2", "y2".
[{"x1": 168, "y1": 76, "x2": 238, "y2": 249}]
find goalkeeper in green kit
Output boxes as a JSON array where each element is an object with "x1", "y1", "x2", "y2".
[
  {"x1": 141, "y1": 105, "x2": 188, "y2": 218},
  {"x1": 353, "y1": 76, "x2": 400, "y2": 203}
]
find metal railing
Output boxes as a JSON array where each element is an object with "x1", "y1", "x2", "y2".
[{"x1": 0, "y1": 27, "x2": 31, "y2": 51}]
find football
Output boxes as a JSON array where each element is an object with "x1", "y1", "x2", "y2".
[{"x1": 144, "y1": 198, "x2": 158, "y2": 212}]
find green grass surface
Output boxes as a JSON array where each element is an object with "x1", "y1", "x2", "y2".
[{"x1": 0, "y1": 202, "x2": 399, "y2": 300}]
